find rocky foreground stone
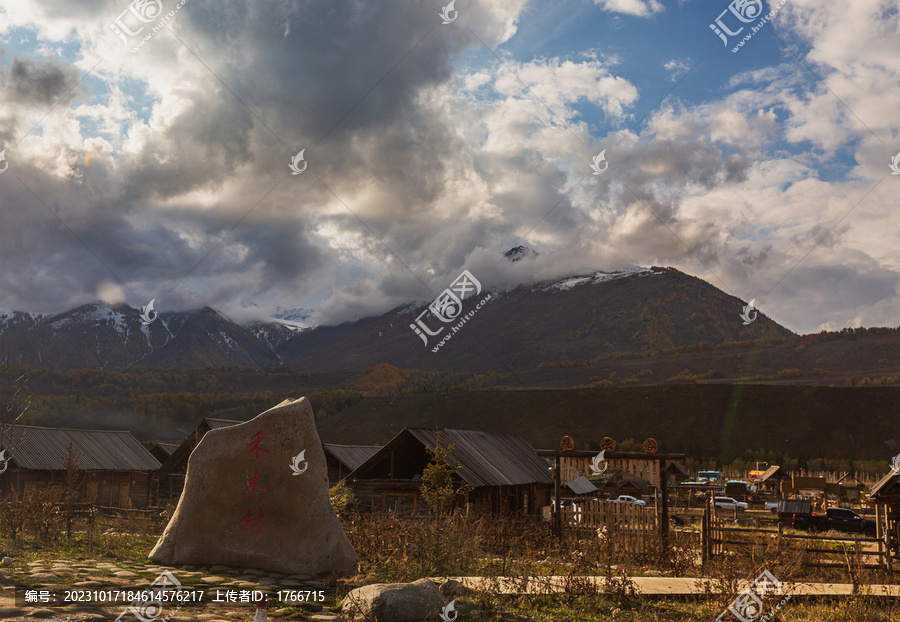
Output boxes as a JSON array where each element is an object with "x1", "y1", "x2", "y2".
[
  {"x1": 342, "y1": 578, "x2": 449, "y2": 621},
  {"x1": 149, "y1": 397, "x2": 357, "y2": 576}
]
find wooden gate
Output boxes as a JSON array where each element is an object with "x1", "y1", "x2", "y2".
[{"x1": 563, "y1": 499, "x2": 658, "y2": 554}]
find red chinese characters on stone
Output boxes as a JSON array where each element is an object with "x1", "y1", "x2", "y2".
[
  {"x1": 241, "y1": 431, "x2": 270, "y2": 538},
  {"x1": 239, "y1": 507, "x2": 265, "y2": 538},
  {"x1": 244, "y1": 467, "x2": 267, "y2": 497},
  {"x1": 247, "y1": 431, "x2": 271, "y2": 459}
]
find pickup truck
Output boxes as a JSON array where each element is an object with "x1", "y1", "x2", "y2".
[
  {"x1": 791, "y1": 507, "x2": 877, "y2": 537},
  {"x1": 613, "y1": 495, "x2": 646, "y2": 507},
  {"x1": 714, "y1": 496, "x2": 748, "y2": 511}
]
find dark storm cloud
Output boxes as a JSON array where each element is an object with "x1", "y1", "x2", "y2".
[
  {"x1": 725, "y1": 153, "x2": 750, "y2": 184},
  {"x1": 790, "y1": 223, "x2": 851, "y2": 250},
  {"x1": 5, "y1": 56, "x2": 83, "y2": 105},
  {"x1": 1, "y1": 0, "x2": 525, "y2": 318}
]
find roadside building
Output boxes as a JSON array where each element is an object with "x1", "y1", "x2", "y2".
[
  {"x1": 323, "y1": 444, "x2": 380, "y2": 485},
  {"x1": 665, "y1": 461, "x2": 690, "y2": 484},
  {"x1": 346, "y1": 427, "x2": 553, "y2": 515},
  {"x1": 565, "y1": 475, "x2": 599, "y2": 497},
  {"x1": 758, "y1": 465, "x2": 790, "y2": 490},
  {"x1": 0, "y1": 424, "x2": 160, "y2": 508}
]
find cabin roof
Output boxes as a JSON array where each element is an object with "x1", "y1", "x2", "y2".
[
  {"x1": 350, "y1": 427, "x2": 553, "y2": 488},
  {"x1": 323, "y1": 444, "x2": 380, "y2": 471},
  {"x1": 0, "y1": 425, "x2": 160, "y2": 471}
]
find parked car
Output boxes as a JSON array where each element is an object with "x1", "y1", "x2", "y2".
[
  {"x1": 765, "y1": 501, "x2": 779, "y2": 512},
  {"x1": 714, "y1": 497, "x2": 748, "y2": 511},
  {"x1": 791, "y1": 507, "x2": 877, "y2": 537},
  {"x1": 613, "y1": 495, "x2": 646, "y2": 506}
]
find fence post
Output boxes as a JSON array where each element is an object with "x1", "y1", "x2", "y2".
[
  {"x1": 659, "y1": 458, "x2": 669, "y2": 551},
  {"x1": 701, "y1": 505, "x2": 709, "y2": 566},
  {"x1": 777, "y1": 521, "x2": 783, "y2": 552},
  {"x1": 885, "y1": 504, "x2": 893, "y2": 575},
  {"x1": 554, "y1": 454, "x2": 563, "y2": 541}
]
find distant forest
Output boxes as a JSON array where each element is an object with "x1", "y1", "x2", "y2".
[
  {"x1": 1, "y1": 361, "x2": 897, "y2": 477},
  {"x1": 0, "y1": 363, "x2": 501, "y2": 431}
]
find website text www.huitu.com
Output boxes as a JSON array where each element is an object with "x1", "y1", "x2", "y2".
[
  {"x1": 430, "y1": 294, "x2": 493, "y2": 353},
  {"x1": 732, "y1": 0, "x2": 789, "y2": 53}
]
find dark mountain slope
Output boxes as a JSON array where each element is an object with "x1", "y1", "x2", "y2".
[
  {"x1": 317, "y1": 384, "x2": 900, "y2": 461},
  {"x1": 278, "y1": 267, "x2": 792, "y2": 372}
]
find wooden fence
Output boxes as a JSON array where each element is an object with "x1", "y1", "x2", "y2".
[
  {"x1": 702, "y1": 509, "x2": 892, "y2": 573},
  {"x1": 562, "y1": 499, "x2": 658, "y2": 554}
]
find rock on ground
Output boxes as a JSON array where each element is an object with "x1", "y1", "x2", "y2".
[
  {"x1": 149, "y1": 397, "x2": 357, "y2": 577},
  {"x1": 342, "y1": 578, "x2": 448, "y2": 621}
]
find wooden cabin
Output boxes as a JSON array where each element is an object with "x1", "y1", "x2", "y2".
[
  {"x1": 867, "y1": 470, "x2": 900, "y2": 561},
  {"x1": 758, "y1": 465, "x2": 790, "y2": 490},
  {"x1": 323, "y1": 444, "x2": 379, "y2": 485},
  {"x1": 346, "y1": 427, "x2": 552, "y2": 516},
  {"x1": 150, "y1": 443, "x2": 178, "y2": 464},
  {"x1": 0, "y1": 425, "x2": 160, "y2": 508},
  {"x1": 157, "y1": 418, "x2": 244, "y2": 498},
  {"x1": 665, "y1": 461, "x2": 690, "y2": 484}
]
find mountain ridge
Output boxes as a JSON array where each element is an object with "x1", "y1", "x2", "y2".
[{"x1": 0, "y1": 267, "x2": 791, "y2": 372}]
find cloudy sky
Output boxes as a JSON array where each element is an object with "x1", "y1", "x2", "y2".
[{"x1": 0, "y1": 0, "x2": 898, "y2": 335}]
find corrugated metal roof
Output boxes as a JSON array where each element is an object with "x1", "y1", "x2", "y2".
[
  {"x1": 407, "y1": 428, "x2": 553, "y2": 488},
  {"x1": 667, "y1": 461, "x2": 689, "y2": 477},
  {"x1": 566, "y1": 475, "x2": 598, "y2": 495},
  {"x1": 153, "y1": 443, "x2": 179, "y2": 457},
  {"x1": 760, "y1": 465, "x2": 788, "y2": 482},
  {"x1": 0, "y1": 425, "x2": 160, "y2": 471},
  {"x1": 324, "y1": 444, "x2": 380, "y2": 471},
  {"x1": 204, "y1": 418, "x2": 243, "y2": 430},
  {"x1": 868, "y1": 470, "x2": 900, "y2": 498}
]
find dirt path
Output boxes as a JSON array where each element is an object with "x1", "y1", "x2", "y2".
[{"x1": 441, "y1": 575, "x2": 900, "y2": 596}]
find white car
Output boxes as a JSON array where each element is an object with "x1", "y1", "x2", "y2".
[
  {"x1": 714, "y1": 497, "x2": 748, "y2": 511},
  {"x1": 613, "y1": 495, "x2": 647, "y2": 507}
]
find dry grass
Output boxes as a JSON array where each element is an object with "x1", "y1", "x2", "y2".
[{"x1": 2, "y1": 501, "x2": 898, "y2": 621}]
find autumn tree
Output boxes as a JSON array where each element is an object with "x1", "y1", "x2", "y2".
[{"x1": 420, "y1": 442, "x2": 470, "y2": 519}]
